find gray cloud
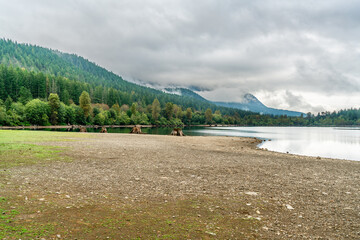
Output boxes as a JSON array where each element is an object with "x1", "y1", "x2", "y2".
[{"x1": 1, "y1": 0, "x2": 360, "y2": 112}]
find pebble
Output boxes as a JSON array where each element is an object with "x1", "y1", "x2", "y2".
[
  {"x1": 205, "y1": 231, "x2": 216, "y2": 236},
  {"x1": 286, "y1": 204, "x2": 294, "y2": 210},
  {"x1": 245, "y1": 191, "x2": 258, "y2": 196}
]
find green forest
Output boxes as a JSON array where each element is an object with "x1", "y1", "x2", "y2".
[{"x1": 1, "y1": 39, "x2": 360, "y2": 127}]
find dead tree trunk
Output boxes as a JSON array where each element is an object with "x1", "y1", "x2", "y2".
[
  {"x1": 130, "y1": 126, "x2": 142, "y2": 134},
  {"x1": 170, "y1": 128, "x2": 185, "y2": 136}
]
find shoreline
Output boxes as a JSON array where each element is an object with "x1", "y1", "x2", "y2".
[
  {"x1": 1, "y1": 124, "x2": 360, "y2": 130},
  {"x1": 2, "y1": 126, "x2": 359, "y2": 162},
  {"x1": 0, "y1": 124, "x2": 240, "y2": 130},
  {"x1": 0, "y1": 131, "x2": 359, "y2": 238}
]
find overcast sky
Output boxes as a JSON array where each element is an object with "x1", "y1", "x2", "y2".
[{"x1": 1, "y1": 0, "x2": 360, "y2": 112}]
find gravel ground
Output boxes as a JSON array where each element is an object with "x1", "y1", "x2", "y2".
[{"x1": 6, "y1": 133, "x2": 360, "y2": 239}]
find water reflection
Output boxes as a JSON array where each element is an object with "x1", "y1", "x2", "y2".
[
  {"x1": 30, "y1": 126, "x2": 360, "y2": 161},
  {"x1": 188, "y1": 127, "x2": 360, "y2": 161}
]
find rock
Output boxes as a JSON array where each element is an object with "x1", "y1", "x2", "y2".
[
  {"x1": 205, "y1": 231, "x2": 216, "y2": 236},
  {"x1": 286, "y1": 204, "x2": 294, "y2": 210},
  {"x1": 245, "y1": 191, "x2": 258, "y2": 196}
]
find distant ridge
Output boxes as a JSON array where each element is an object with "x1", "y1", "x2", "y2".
[
  {"x1": 163, "y1": 88, "x2": 304, "y2": 116},
  {"x1": 0, "y1": 38, "x2": 303, "y2": 117}
]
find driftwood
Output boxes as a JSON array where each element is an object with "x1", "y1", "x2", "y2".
[
  {"x1": 170, "y1": 128, "x2": 185, "y2": 136},
  {"x1": 79, "y1": 126, "x2": 87, "y2": 132},
  {"x1": 100, "y1": 127, "x2": 107, "y2": 133},
  {"x1": 130, "y1": 126, "x2": 142, "y2": 134}
]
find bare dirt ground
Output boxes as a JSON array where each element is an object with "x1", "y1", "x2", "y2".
[{"x1": 2, "y1": 133, "x2": 360, "y2": 239}]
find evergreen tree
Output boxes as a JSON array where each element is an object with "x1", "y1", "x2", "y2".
[
  {"x1": 18, "y1": 87, "x2": 33, "y2": 105},
  {"x1": 205, "y1": 108, "x2": 213, "y2": 124},
  {"x1": 165, "y1": 102, "x2": 174, "y2": 120},
  {"x1": 79, "y1": 91, "x2": 91, "y2": 118},
  {"x1": 130, "y1": 103, "x2": 137, "y2": 116},
  {"x1": 48, "y1": 93, "x2": 60, "y2": 125},
  {"x1": 186, "y1": 108, "x2": 192, "y2": 124},
  {"x1": 4, "y1": 96, "x2": 13, "y2": 111},
  {"x1": 151, "y1": 98, "x2": 161, "y2": 121}
]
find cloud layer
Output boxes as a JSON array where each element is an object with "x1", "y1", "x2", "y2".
[{"x1": 1, "y1": 0, "x2": 360, "y2": 112}]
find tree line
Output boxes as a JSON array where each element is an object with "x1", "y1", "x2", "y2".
[
  {"x1": 0, "y1": 39, "x2": 250, "y2": 116},
  {"x1": 1, "y1": 88, "x2": 360, "y2": 127},
  {"x1": 1, "y1": 39, "x2": 360, "y2": 127}
]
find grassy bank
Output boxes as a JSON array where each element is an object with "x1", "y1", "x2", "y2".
[{"x1": 0, "y1": 130, "x2": 86, "y2": 168}]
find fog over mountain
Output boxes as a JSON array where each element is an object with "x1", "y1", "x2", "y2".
[{"x1": 1, "y1": 0, "x2": 360, "y2": 113}]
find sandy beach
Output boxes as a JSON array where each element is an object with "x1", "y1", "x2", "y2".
[{"x1": 1, "y1": 132, "x2": 359, "y2": 239}]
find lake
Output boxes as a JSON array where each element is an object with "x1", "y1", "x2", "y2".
[
  {"x1": 185, "y1": 126, "x2": 360, "y2": 161},
  {"x1": 32, "y1": 126, "x2": 360, "y2": 161}
]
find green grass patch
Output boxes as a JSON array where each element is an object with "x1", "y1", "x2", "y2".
[
  {"x1": 0, "y1": 143, "x2": 68, "y2": 168},
  {"x1": 0, "y1": 197, "x2": 55, "y2": 239},
  {"x1": 0, "y1": 130, "x2": 92, "y2": 144},
  {"x1": 0, "y1": 130, "x2": 83, "y2": 168}
]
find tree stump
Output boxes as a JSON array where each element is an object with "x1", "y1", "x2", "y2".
[
  {"x1": 100, "y1": 127, "x2": 107, "y2": 133},
  {"x1": 130, "y1": 126, "x2": 142, "y2": 134},
  {"x1": 79, "y1": 126, "x2": 87, "y2": 132},
  {"x1": 170, "y1": 128, "x2": 185, "y2": 136}
]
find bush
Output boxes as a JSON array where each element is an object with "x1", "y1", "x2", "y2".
[
  {"x1": 117, "y1": 112, "x2": 131, "y2": 125},
  {"x1": 25, "y1": 99, "x2": 50, "y2": 125},
  {"x1": 94, "y1": 112, "x2": 106, "y2": 125}
]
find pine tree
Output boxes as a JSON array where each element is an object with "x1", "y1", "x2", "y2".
[
  {"x1": 18, "y1": 87, "x2": 33, "y2": 105},
  {"x1": 151, "y1": 98, "x2": 161, "y2": 121},
  {"x1": 48, "y1": 93, "x2": 60, "y2": 125},
  {"x1": 205, "y1": 108, "x2": 213, "y2": 124},
  {"x1": 165, "y1": 102, "x2": 174, "y2": 120},
  {"x1": 186, "y1": 108, "x2": 192, "y2": 124},
  {"x1": 79, "y1": 91, "x2": 91, "y2": 118}
]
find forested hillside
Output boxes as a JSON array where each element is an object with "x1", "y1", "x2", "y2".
[
  {"x1": 0, "y1": 39, "x2": 257, "y2": 126},
  {"x1": 0, "y1": 39, "x2": 252, "y2": 114},
  {"x1": 1, "y1": 38, "x2": 360, "y2": 127}
]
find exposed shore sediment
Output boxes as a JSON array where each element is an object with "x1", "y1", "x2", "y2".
[{"x1": 2, "y1": 132, "x2": 360, "y2": 239}]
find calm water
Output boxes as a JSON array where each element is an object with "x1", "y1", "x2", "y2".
[
  {"x1": 186, "y1": 126, "x2": 360, "y2": 161},
  {"x1": 34, "y1": 126, "x2": 360, "y2": 161}
]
